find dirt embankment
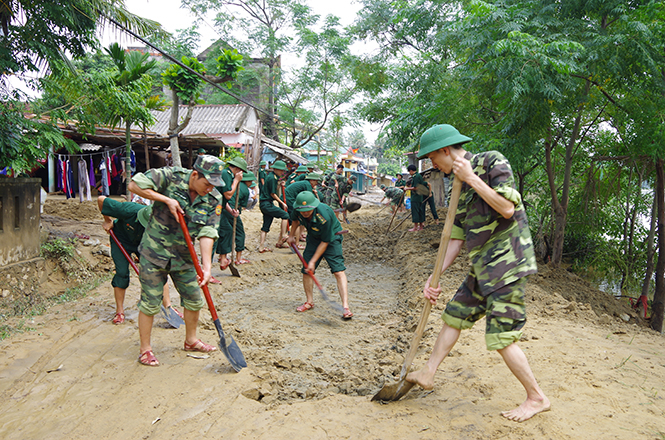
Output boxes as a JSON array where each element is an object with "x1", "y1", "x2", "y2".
[{"x1": 0, "y1": 196, "x2": 663, "y2": 440}]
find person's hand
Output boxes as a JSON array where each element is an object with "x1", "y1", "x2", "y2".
[
  {"x1": 286, "y1": 235, "x2": 296, "y2": 247},
  {"x1": 165, "y1": 197, "x2": 184, "y2": 220},
  {"x1": 233, "y1": 171, "x2": 243, "y2": 182},
  {"x1": 231, "y1": 208, "x2": 239, "y2": 217},
  {"x1": 452, "y1": 156, "x2": 474, "y2": 183},
  {"x1": 102, "y1": 219, "x2": 113, "y2": 233},
  {"x1": 306, "y1": 259, "x2": 316, "y2": 274},
  {"x1": 197, "y1": 267, "x2": 211, "y2": 287},
  {"x1": 423, "y1": 274, "x2": 443, "y2": 305}
]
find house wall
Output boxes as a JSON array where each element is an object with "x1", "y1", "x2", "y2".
[{"x1": 0, "y1": 178, "x2": 41, "y2": 266}]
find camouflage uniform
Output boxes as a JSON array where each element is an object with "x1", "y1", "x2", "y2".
[
  {"x1": 384, "y1": 187, "x2": 404, "y2": 206},
  {"x1": 442, "y1": 151, "x2": 537, "y2": 350},
  {"x1": 291, "y1": 203, "x2": 346, "y2": 274},
  {"x1": 132, "y1": 165, "x2": 223, "y2": 316}
]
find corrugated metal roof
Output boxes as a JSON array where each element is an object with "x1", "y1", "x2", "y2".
[{"x1": 147, "y1": 104, "x2": 251, "y2": 136}]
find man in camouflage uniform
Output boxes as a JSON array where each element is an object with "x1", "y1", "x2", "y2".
[
  {"x1": 406, "y1": 124, "x2": 550, "y2": 422},
  {"x1": 127, "y1": 155, "x2": 224, "y2": 367},
  {"x1": 286, "y1": 191, "x2": 353, "y2": 319},
  {"x1": 379, "y1": 184, "x2": 404, "y2": 215}
]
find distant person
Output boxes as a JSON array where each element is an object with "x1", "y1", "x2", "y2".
[
  {"x1": 405, "y1": 124, "x2": 549, "y2": 422},
  {"x1": 379, "y1": 184, "x2": 404, "y2": 215},
  {"x1": 423, "y1": 181, "x2": 439, "y2": 226},
  {"x1": 258, "y1": 160, "x2": 290, "y2": 252},
  {"x1": 394, "y1": 173, "x2": 407, "y2": 190},
  {"x1": 405, "y1": 164, "x2": 426, "y2": 231},
  {"x1": 216, "y1": 157, "x2": 246, "y2": 271},
  {"x1": 286, "y1": 191, "x2": 353, "y2": 320},
  {"x1": 127, "y1": 154, "x2": 224, "y2": 367}
]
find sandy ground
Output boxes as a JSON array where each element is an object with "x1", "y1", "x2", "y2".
[{"x1": 0, "y1": 194, "x2": 664, "y2": 439}]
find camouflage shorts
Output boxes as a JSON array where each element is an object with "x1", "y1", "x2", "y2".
[
  {"x1": 137, "y1": 256, "x2": 205, "y2": 316},
  {"x1": 442, "y1": 276, "x2": 527, "y2": 351}
]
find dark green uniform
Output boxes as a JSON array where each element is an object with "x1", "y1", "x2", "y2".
[
  {"x1": 258, "y1": 168, "x2": 267, "y2": 191},
  {"x1": 101, "y1": 198, "x2": 145, "y2": 289},
  {"x1": 132, "y1": 167, "x2": 222, "y2": 316},
  {"x1": 394, "y1": 178, "x2": 407, "y2": 189},
  {"x1": 259, "y1": 171, "x2": 289, "y2": 232},
  {"x1": 216, "y1": 182, "x2": 250, "y2": 254},
  {"x1": 285, "y1": 180, "x2": 315, "y2": 212},
  {"x1": 290, "y1": 203, "x2": 345, "y2": 274},
  {"x1": 410, "y1": 172, "x2": 426, "y2": 223},
  {"x1": 442, "y1": 151, "x2": 537, "y2": 350}
]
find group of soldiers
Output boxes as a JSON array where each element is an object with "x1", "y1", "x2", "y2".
[{"x1": 97, "y1": 124, "x2": 551, "y2": 424}]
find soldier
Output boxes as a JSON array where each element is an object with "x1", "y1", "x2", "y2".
[
  {"x1": 258, "y1": 160, "x2": 267, "y2": 190},
  {"x1": 286, "y1": 191, "x2": 353, "y2": 320},
  {"x1": 217, "y1": 171, "x2": 255, "y2": 267},
  {"x1": 394, "y1": 173, "x2": 407, "y2": 190},
  {"x1": 405, "y1": 124, "x2": 550, "y2": 422},
  {"x1": 258, "y1": 159, "x2": 290, "y2": 252},
  {"x1": 405, "y1": 164, "x2": 426, "y2": 231},
  {"x1": 379, "y1": 184, "x2": 404, "y2": 215},
  {"x1": 97, "y1": 196, "x2": 182, "y2": 325},
  {"x1": 287, "y1": 165, "x2": 309, "y2": 186},
  {"x1": 285, "y1": 173, "x2": 322, "y2": 248},
  {"x1": 127, "y1": 154, "x2": 224, "y2": 367},
  {"x1": 216, "y1": 157, "x2": 246, "y2": 271}
]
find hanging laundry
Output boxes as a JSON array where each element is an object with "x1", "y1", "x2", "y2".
[
  {"x1": 89, "y1": 155, "x2": 96, "y2": 188},
  {"x1": 66, "y1": 159, "x2": 76, "y2": 199},
  {"x1": 100, "y1": 154, "x2": 110, "y2": 196},
  {"x1": 55, "y1": 157, "x2": 62, "y2": 192},
  {"x1": 78, "y1": 159, "x2": 91, "y2": 202},
  {"x1": 130, "y1": 150, "x2": 136, "y2": 173}
]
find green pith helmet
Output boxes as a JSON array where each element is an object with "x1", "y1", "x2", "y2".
[
  {"x1": 137, "y1": 205, "x2": 153, "y2": 227},
  {"x1": 197, "y1": 148, "x2": 206, "y2": 154},
  {"x1": 294, "y1": 191, "x2": 320, "y2": 211},
  {"x1": 193, "y1": 154, "x2": 225, "y2": 186},
  {"x1": 296, "y1": 165, "x2": 308, "y2": 172},
  {"x1": 241, "y1": 171, "x2": 256, "y2": 181},
  {"x1": 305, "y1": 173, "x2": 322, "y2": 181},
  {"x1": 250, "y1": 181, "x2": 257, "y2": 188},
  {"x1": 306, "y1": 163, "x2": 315, "y2": 169},
  {"x1": 228, "y1": 156, "x2": 248, "y2": 172},
  {"x1": 417, "y1": 124, "x2": 473, "y2": 159},
  {"x1": 271, "y1": 160, "x2": 287, "y2": 170},
  {"x1": 349, "y1": 174, "x2": 357, "y2": 182},
  {"x1": 380, "y1": 184, "x2": 386, "y2": 190},
  {"x1": 259, "y1": 160, "x2": 267, "y2": 166}
]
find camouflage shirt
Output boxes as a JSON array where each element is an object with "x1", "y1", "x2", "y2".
[
  {"x1": 132, "y1": 167, "x2": 223, "y2": 270},
  {"x1": 384, "y1": 187, "x2": 404, "y2": 203},
  {"x1": 451, "y1": 151, "x2": 537, "y2": 295}
]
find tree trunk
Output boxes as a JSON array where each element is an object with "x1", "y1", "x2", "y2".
[
  {"x1": 168, "y1": 95, "x2": 182, "y2": 167},
  {"x1": 651, "y1": 158, "x2": 664, "y2": 333},
  {"x1": 143, "y1": 124, "x2": 150, "y2": 170},
  {"x1": 267, "y1": 60, "x2": 277, "y2": 140},
  {"x1": 125, "y1": 121, "x2": 132, "y2": 198},
  {"x1": 640, "y1": 192, "x2": 658, "y2": 298}
]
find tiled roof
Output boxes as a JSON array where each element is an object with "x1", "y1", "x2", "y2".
[{"x1": 147, "y1": 104, "x2": 252, "y2": 136}]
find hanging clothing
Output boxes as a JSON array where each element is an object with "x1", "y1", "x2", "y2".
[
  {"x1": 78, "y1": 159, "x2": 92, "y2": 202},
  {"x1": 100, "y1": 154, "x2": 110, "y2": 196},
  {"x1": 66, "y1": 159, "x2": 76, "y2": 199},
  {"x1": 55, "y1": 157, "x2": 63, "y2": 192},
  {"x1": 89, "y1": 155, "x2": 96, "y2": 188},
  {"x1": 130, "y1": 150, "x2": 136, "y2": 173}
]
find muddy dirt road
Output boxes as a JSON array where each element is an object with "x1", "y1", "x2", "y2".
[{"x1": 0, "y1": 196, "x2": 663, "y2": 439}]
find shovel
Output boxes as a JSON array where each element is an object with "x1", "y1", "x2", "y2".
[
  {"x1": 228, "y1": 185, "x2": 241, "y2": 277},
  {"x1": 289, "y1": 242, "x2": 344, "y2": 313},
  {"x1": 386, "y1": 192, "x2": 405, "y2": 233},
  {"x1": 371, "y1": 177, "x2": 462, "y2": 402},
  {"x1": 109, "y1": 230, "x2": 184, "y2": 329},
  {"x1": 176, "y1": 211, "x2": 247, "y2": 372}
]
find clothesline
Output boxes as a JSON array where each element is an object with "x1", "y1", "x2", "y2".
[{"x1": 52, "y1": 145, "x2": 126, "y2": 159}]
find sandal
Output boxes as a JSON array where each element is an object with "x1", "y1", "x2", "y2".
[
  {"x1": 184, "y1": 339, "x2": 218, "y2": 353},
  {"x1": 297, "y1": 244, "x2": 306, "y2": 250},
  {"x1": 258, "y1": 247, "x2": 273, "y2": 253},
  {"x1": 138, "y1": 350, "x2": 159, "y2": 366},
  {"x1": 112, "y1": 312, "x2": 125, "y2": 325},
  {"x1": 235, "y1": 259, "x2": 251, "y2": 265},
  {"x1": 219, "y1": 257, "x2": 230, "y2": 271},
  {"x1": 209, "y1": 277, "x2": 222, "y2": 285},
  {"x1": 296, "y1": 302, "x2": 314, "y2": 312},
  {"x1": 275, "y1": 240, "x2": 289, "y2": 249},
  {"x1": 342, "y1": 308, "x2": 353, "y2": 319}
]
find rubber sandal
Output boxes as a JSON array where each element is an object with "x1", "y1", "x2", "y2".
[
  {"x1": 169, "y1": 306, "x2": 184, "y2": 319},
  {"x1": 235, "y1": 259, "x2": 251, "y2": 265},
  {"x1": 219, "y1": 258, "x2": 230, "y2": 271},
  {"x1": 138, "y1": 350, "x2": 159, "y2": 366},
  {"x1": 209, "y1": 277, "x2": 222, "y2": 285},
  {"x1": 297, "y1": 244, "x2": 305, "y2": 250},
  {"x1": 112, "y1": 312, "x2": 125, "y2": 325},
  {"x1": 342, "y1": 308, "x2": 353, "y2": 320},
  {"x1": 184, "y1": 339, "x2": 218, "y2": 353},
  {"x1": 296, "y1": 302, "x2": 314, "y2": 312},
  {"x1": 275, "y1": 241, "x2": 289, "y2": 249},
  {"x1": 258, "y1": 247, "x2": 273, "y2": 253}
]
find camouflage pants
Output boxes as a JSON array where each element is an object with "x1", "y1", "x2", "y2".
[
  {"x1": 137, "y1": 256, "x2": 205, "y2": 316},
  {"x1": 442, "y1": 276, "x2": 527, "y2": 351}
]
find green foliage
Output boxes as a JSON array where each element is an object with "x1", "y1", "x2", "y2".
[
  {"x1": 377, "y1": 162, "x2": 401, "y2": 176},
  {"x1": 40, "y1": 237, "x2": 77, "y2": 261},
  {"x1": 216, "y1": 49, "x2": 245, "y2": 87},
  {"x1": 162, "y1": 56, "x2": 207, "y2": 103}
]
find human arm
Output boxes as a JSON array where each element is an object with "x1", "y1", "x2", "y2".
[
  {"x1": 97, "y1": 196, "x2": 114, "y2": 233},
  {"x1": 423, "y1": 238, "x2": 464, "y2": 305},
  {"x1": 452, "y1": 156, "x2": 515, "y2": 219},
  {"x1": 222, "y1": 170, "x2": 243, "y2": 201},
  {"x1": 307, "y1": 241, "x2": 329, "y2": 273},
  {"x1": 128, "y1": 181, "x2": 183, "y2": 220},
  {"x1": 198, "y1": 236, "x2": 214, "y2": 286},
  {"x1": 287, "y1": 219, "x2": 300, "y2": 246}
]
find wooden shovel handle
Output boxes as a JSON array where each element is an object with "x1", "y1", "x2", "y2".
[{"x1": 399, "y1": 177, "x2": 462, "y2": 379}]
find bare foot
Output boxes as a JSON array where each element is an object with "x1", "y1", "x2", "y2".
[
  {"x1": 405, "y1": 366, "x2": 435, "y2": 390},
  {"x1": 501, "y1": 396, "x2": 551, "y2": 422}
]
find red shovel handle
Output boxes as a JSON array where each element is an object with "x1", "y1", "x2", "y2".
[
  {"x1": 176, "y1": 211, "x2": 219, "y2": 321},
  {"x1": 109, "y1": 229, "x2": 139, "y2": 276},
  {"x1": 289, "y1": 242, "x2": 325, "y2": 292}
]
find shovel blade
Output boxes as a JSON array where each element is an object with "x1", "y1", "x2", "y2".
[
  {"x1": 229, "y1": 262, "x2": 240, "y2": 277},
  {"x1": 160, "y1": 305, "x2": 184, "y2": 329},
  {"x1": 214, "y1": 319, "x2": 247, "y2": 372},
  {"x1": 371, "y1": 378, "x2": 416, "y2": 402},
  {"x1": 346, "y1": 202, "x2": 361, "y2": 213}
]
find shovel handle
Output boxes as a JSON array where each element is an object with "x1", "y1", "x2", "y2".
[
  {"x1": 399, "y1": 177, "x2": 462, "y2": 379},
  {"x1": 289, "y1": 242, "x2": 325, "y2": 292},
  {"x1": 109, "y1": 229, "x2": 139, "y2": 276},
  {"x1": 176, "y1": 211, "x2": 219, "y2": 322}
]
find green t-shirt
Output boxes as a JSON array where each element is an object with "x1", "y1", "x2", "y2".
[
  {"x1": 101, "y1": 198, "x2": 145, "y2": 246},
  {"x1": 451, "y1": 151, "x2": 537, "y2": 295},
  {"x1": 290, "y1": 203, "x2": 343, "y2": 243},
  {"x1": 394, "y1": 178, "x2": 407, "y2": 188},
  {"x1": 132, "y1": 167, "x2": 222, "y2": 270},
  {"x1": 260, "y1": 171, "x2": 279, "y2": 203},
  {"x1": 285, "y1": 180, "x2": 313, "y2": 208}
]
